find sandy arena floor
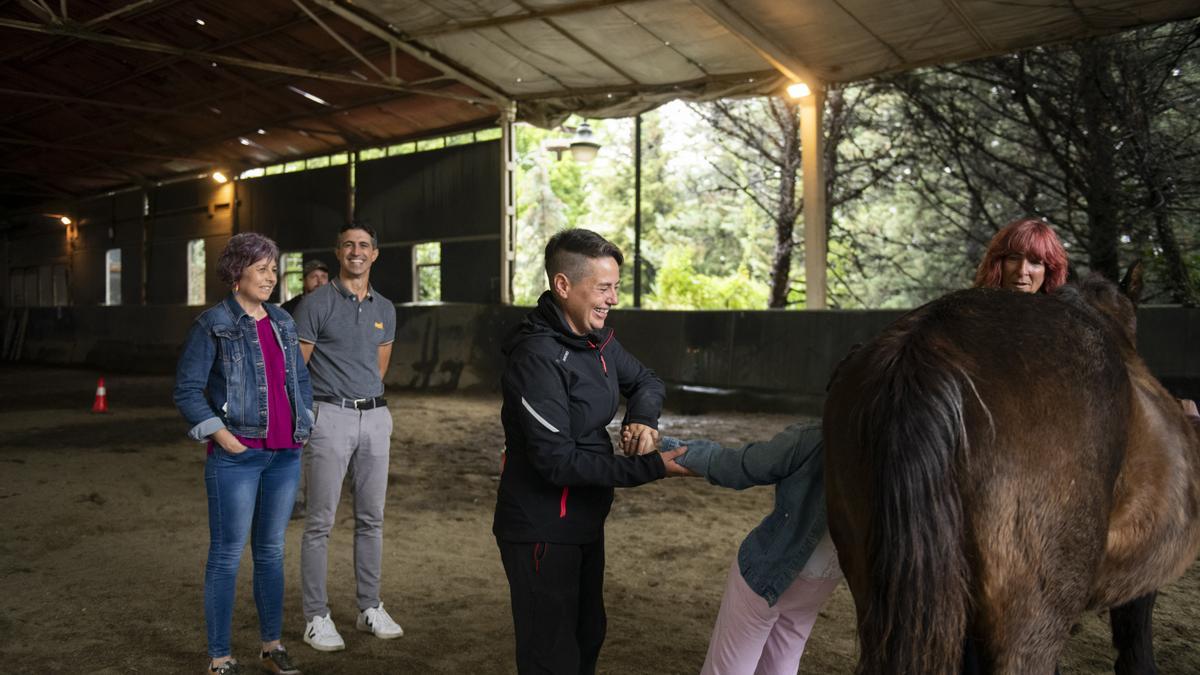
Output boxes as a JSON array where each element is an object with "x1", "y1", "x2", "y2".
[{"x1": 0, "y1": 366, "x2": 1197, "y2": 674}]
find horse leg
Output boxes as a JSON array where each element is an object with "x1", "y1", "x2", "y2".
[{"x1": 1110, "y1": 592, "x2": 1158, "y2": 675}]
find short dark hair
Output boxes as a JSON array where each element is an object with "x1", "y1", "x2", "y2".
[
  {"x1": 338, "y1": 223, "x2": 378, "y2": 248},
  {"x1": 544, "y1": 228, "x2": 624, "y2": 285},
  {"x1": 217, "y1": 232, "x2": 279, "y2": 286}
]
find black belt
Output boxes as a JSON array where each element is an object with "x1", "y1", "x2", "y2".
[{"x1": 315, "y1": 395, "x2": 387, "y2": 410}]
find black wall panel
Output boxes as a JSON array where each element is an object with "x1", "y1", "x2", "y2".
[
  {"x1": 5, "y1": 141, "x2": 501, "y2": 308},
  {"x1": 237, "y1": 165, "x2": 349, "y2": 249},
  {"x1": 441, "y1": 239, "x2": 500, "y2": 303},
  {"x1": 356, "y1": 141, "x2": 500, "y2": 305},
  {"x1": 355, "y1": 141, "x2": 500, "y2": 241},
  {"x1": 363, "y1": 245, "x2": 414, "y2": 306}
]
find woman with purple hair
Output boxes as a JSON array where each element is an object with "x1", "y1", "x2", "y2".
[{"x1": 174, "y1": 232, "x2": 314, "y2": 675}]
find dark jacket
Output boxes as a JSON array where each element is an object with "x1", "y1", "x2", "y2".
[{"x1": 493, "y1": 291, "x2": 667, "y2": 544}]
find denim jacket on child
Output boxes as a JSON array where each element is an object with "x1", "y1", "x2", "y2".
[
  {"x1": 663, "y1": 421, "x2": 827, "y2": 606},
  {"x1": 174, "y1": 294, "x2": 314, "y2": 445}
]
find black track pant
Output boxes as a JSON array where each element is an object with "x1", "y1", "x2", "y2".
[{"x1": 497, "y1": 538, "x2": 607, "y2": 675}]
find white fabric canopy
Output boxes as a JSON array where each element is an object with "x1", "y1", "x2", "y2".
[{"x1": 352, "y1": 0, "x2": 1200, "y2": 124}]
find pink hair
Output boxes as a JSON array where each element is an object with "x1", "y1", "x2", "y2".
[{"x1": 973, "y1": 218, "x2": 1069, "y2": 293}]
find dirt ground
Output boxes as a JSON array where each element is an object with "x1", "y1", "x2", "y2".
[{"x1": 0, "y1": 366, "x2": 1197, "y2": 674}]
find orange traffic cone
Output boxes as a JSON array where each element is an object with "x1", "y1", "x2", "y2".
[{"x1": 91, "y1": 377, "x2": 109, "y2": 413}]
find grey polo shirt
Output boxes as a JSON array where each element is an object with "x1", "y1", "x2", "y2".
[{"x1": 294, "y1": 279, "x2": 396, "y2": 400}]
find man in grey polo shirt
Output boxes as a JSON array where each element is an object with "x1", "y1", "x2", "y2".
[{"x1": 294, "y1": 223, "x2": 403, "y2": 652}]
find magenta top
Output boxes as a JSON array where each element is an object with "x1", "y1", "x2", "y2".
[{"x1": 208, "y1": 316, "x2": 300, "y2": 454}]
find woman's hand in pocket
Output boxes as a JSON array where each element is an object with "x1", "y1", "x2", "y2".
[{"x1": 212, "y1": 428, "x2": 248, "y2": 454}]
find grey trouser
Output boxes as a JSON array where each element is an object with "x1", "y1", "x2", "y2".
[{"x1": 300, "y1": 401, "x2": 393, "y2": 619}]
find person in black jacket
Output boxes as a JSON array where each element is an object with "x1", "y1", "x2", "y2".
[{"x1": 494, "y1": 228, "x2": 691, "y2": 674}]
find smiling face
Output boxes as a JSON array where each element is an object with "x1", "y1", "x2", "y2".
[
  {"x1": 236, "y1": 256, "x2": 278, "y2": 304},
  {"x1": 1001, "y1": 252, "x2": 1046, "y2": 293},
  {"x1": 555, "y1": 255, "x2": 620, "y2": 335},
  {"x1": 336, "y1": 228, "x2": 379, "y2": 280}
]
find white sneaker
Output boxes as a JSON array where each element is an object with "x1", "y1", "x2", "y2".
[
  {"x1": 356, "y1": 603, "x2": 404, "y2": 639},
  {"x1": 303, "y1": 612, "x2": 346, "y2": 652}
]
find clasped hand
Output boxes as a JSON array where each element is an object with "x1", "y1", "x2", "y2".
[{"x1": 618, "y1": 424, "x2": 695, "y2": 477}]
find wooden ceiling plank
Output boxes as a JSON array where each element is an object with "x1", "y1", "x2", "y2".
[
  {"x1": 0, "y1": 136, "x2": 216, "y2": 162},
  {"x1": 84, "y1": 0, "x2": 163, "y2": 27},
  {"x1": 292, "y1": 0, "x2": 392, "y2": 83},
  {"x1": 36, "y1": 43, "x2": 399, "y2": 152},
  {"x1": 0, "y1": 11, "x2": 313, "y2": 126},
  {"x1": 0, "y1": 17, "x2": 493, "y2": 104}
]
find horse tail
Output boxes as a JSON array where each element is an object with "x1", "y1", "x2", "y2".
[{"x1": 853, "y1": 329, "x2": 977, "y2": 675}]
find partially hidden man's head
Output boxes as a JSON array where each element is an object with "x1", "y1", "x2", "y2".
[
  {"x1": 335, "y1": 223, "x2": 380, "y2": 279},
  {"x1": 544, "y1": 228, "x2": 624, "y2": 336}
]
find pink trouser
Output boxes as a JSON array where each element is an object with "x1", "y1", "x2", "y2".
[{"x1": 700, "y1": 558, "x2": 841, "y2": 675}]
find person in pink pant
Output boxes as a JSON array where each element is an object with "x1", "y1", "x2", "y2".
[{"x1": 648, "y1": 424, "x2": 837, "y2": 674}]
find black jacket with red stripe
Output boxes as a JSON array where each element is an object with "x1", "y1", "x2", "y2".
[{"x1": 493, "y1": 290, "x2": 667, "y2": 544}]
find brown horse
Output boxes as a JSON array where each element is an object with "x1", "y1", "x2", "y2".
[{"x1": 823, "y1": 268, "x2": 1200, "y2": 674}]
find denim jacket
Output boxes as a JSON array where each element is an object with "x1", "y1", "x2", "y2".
[
  {"x1": 174, "y1": 294, "x2": 315, "y2": 445},
  {"x1": 663, "y1": 422, "x2": 826, "y2": 606}
]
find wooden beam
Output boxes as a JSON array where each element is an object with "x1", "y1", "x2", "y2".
[
  {"x1": 311, "y1": 0, "x2": 510, "y2": 103},
  {"x1": 292, "y1": 0, "x2": 392, "y2": 83},
  {"x1": 0, "y1": 17, "x2": 493, "y2": 105},
  {"x1": 517, "y1": 68, "x2": 779, "y2": 101},
  {"x1": 0, "y1": 136, "x2": 215, "y2": 163},
  {"x1": 84, "y1": 0, "x2": 162, "y2": 26},
  {"x1": 0, "y1": 9, "x2": 309, "y2": 126},
  {"x1": 0, "y1": 86, "x2": 205, "y2": 117}
]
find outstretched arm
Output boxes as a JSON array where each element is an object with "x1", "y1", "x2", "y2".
[{"x1": 665, "y1": 422, "x2": 823, "y2": 490}]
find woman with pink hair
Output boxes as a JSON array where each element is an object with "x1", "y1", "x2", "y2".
[{"x1": 973, "y1": 217, "x2": 1069, "y2": 294}]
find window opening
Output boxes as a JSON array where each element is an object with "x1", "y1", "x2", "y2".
[
  {"x1": 280, "y1": 252, "x2": 304, "y2": 303},
  {"x1": 414, "y1": 242, "x2": 441, "y2": 302},
  {"x1": 187, "y1": 239, "x2": 205, "y2": 305},
  {"x1": 105, "y1": 248, "x2": 122, "y2": 306}
]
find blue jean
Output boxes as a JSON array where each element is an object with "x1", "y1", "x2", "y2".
[{"x1": 204, "y1": 448, "x2": 301, "y2": 658}]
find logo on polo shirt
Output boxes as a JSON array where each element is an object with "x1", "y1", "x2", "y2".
[{"x1": 374, "y1": 321, "x2": 384, "y2": 330}]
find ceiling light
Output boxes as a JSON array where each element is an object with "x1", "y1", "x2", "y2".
[
  {"x1": 195, "y1": 18, "x2": 206, "y2": 26},
  {"x1": 786, "y1": 82, "x2": 812, "y2": 99},
  {"x1": 212, "y1": 171, "x2": 229, "y2": 184},
  {"x1": 239, "y1": 137, "x2": 251, "y2": 145},
  {"x1": 60, "y1": 216, "x2": 72, "y2": 225},
  {"x1": 257, "y1": 128, "x2": 267, "y2": 135},
  {"x1": 288, "y1": 85, "x2": 330, "y2": 106},
  {"x1": 569, "y1": 122, "x2": 601, "y2": 164}
]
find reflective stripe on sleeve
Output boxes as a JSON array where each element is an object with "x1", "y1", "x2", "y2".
[{"x1": 521, "y1": 396, "x2": 560, "y2": 433}]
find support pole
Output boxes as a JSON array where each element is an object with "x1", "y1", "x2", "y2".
[
  {"x1": 499, "y1": 104, "x2": 517, "y2": 304},
  {"x1": 633, "y1": 114, "x2": 642, "y2": 308},
  {"x1": 800, "y1": 86, "x2": 827, "y2": 309}
]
